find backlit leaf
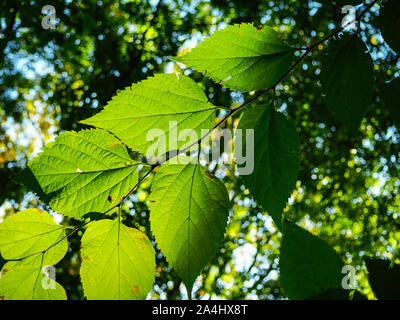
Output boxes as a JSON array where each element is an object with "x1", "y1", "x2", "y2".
[
  {"x1": 80, "y1": 74, "x2": 218, "y2": 157},
  {"x1": 172, "y1": 23, "x2": 294, "y2": 92},
  {"x1": 149, "y1": 163, "x2": 230, "y2": 296},
  {"x1": 80, "y1": 219, "x2": 156, "y2": 300},
  {"x1": 0, "y1": 208, "x2": 67, "y2": 265},
  {"x1": 0, "y1": 265, "x2": 67, "y2": 300},
  {"x1": 29, "y1": 129, "x2": 140, "y2": 219}
]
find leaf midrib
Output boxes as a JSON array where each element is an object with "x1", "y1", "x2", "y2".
[
  {"x1": 178, "y1": 49, "x2": 293, "y2": 61},
  {"x1": 186, "y1": 164, "x2": 197, "y2": 285},
  {"x1": 35, "y1": 163, "x2": 139, "y2": 176},
  {"x1": 88, "y1": 107, "x2": 218, "y2": 121}
]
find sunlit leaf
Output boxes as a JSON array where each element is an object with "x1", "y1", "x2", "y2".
[
  {"x1": 80, "y1": 219, "x2": 156, "y2": 300},
  {"x1": 0, "y1": 208, "x2": 67, "y2": 265},
  {"x1": 0, "y1": 265, "x2": 67, "y2": 300},
  {"x1": 80, "y1": 74, "x2": 218, "y2": 157},
  {"x1": 172, "y1": 23, "x2": 294, "y2": 92},
  {"x1": 149, "y1": 163, "x2": 230, "y2": 296},
  {"x1": 29, "y1": 129, "x2": 140, "y2": 219}
]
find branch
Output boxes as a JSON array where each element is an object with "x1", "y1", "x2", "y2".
[
  {"x1": 99, "y1": 0, "x2": 381, "y2": 216},
  {"x1": 168, "y1": 0, "x2": 379, "y2": 160},
  {"x1": 8, "y1": 0, "x2": 379, "y2": 265}
]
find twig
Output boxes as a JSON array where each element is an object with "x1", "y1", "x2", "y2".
[{"x1": 109, "y1": 0, "x2": 380, "y2": 215}]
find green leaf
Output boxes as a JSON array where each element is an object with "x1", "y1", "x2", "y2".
[
  {"x1": 321, "y1": 35, "x2": 373, "y2": 130},
  {"x1": 365, "y1": 258, "x2": 400, "y2": 300},
  {"x1": 377, "y1": 0, "x2": 400, "y2": 54},
  {"x1": 0, "y1": 208, "x2": 67, "y2": 265},
  {"x1": 381, "y1": 78, "x2": 400, "y2": 127},
  {"x1": 172, "y1": 23, "x2": 294, "y2": 92},
  {"x1": 80, "y1": 74, "x2": 218, "y2": 157},
  {"x1": 29, "y1": 129, "x2": 140, "y2": 219},
  {"x1": 80, "y1": 219, "x2": 156, "y2": 300},
  {"x1": 149, "y1": 163, "x2": 230, "y2": 296},
  {"x1": 235, "y1": 104, "x2": 300, "y2": 229},
  {"x1": 280, "y1": 220, "x2": 344, "y2": 300},
  {"x1": 0, "y1": 209, "x2": 68, "y2": 300},
  {"x1": 0, "y1": 265, "x2": 67, "y2": 300}
]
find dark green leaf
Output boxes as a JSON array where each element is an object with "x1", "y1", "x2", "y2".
[
  {"x1": 381, "y1": 78, "x2": 400, "y2": 127},
  {"x1": 365, "y1": 258, "x2": 400, "y2": 300},
  {"x1": 280, "y1": 220, "x2": 344, "y2": 300},
  {"x1": 235, "y1": 104, "x2": 300, "y2": 229},
  {"x1": 377, "y1": 0, "x2": 400, "y2": 54},
  {"x1": 321, "y1": 35, "x2": 373, "y2": 131}
]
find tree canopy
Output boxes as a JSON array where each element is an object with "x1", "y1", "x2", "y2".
[{"x1": 0, "y1": 0, "x2": 399, "y2": 300}]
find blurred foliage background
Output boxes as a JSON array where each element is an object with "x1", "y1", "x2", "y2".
[{"x1": 0, "y1": 0, "x2": 399, "y2": 299}]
